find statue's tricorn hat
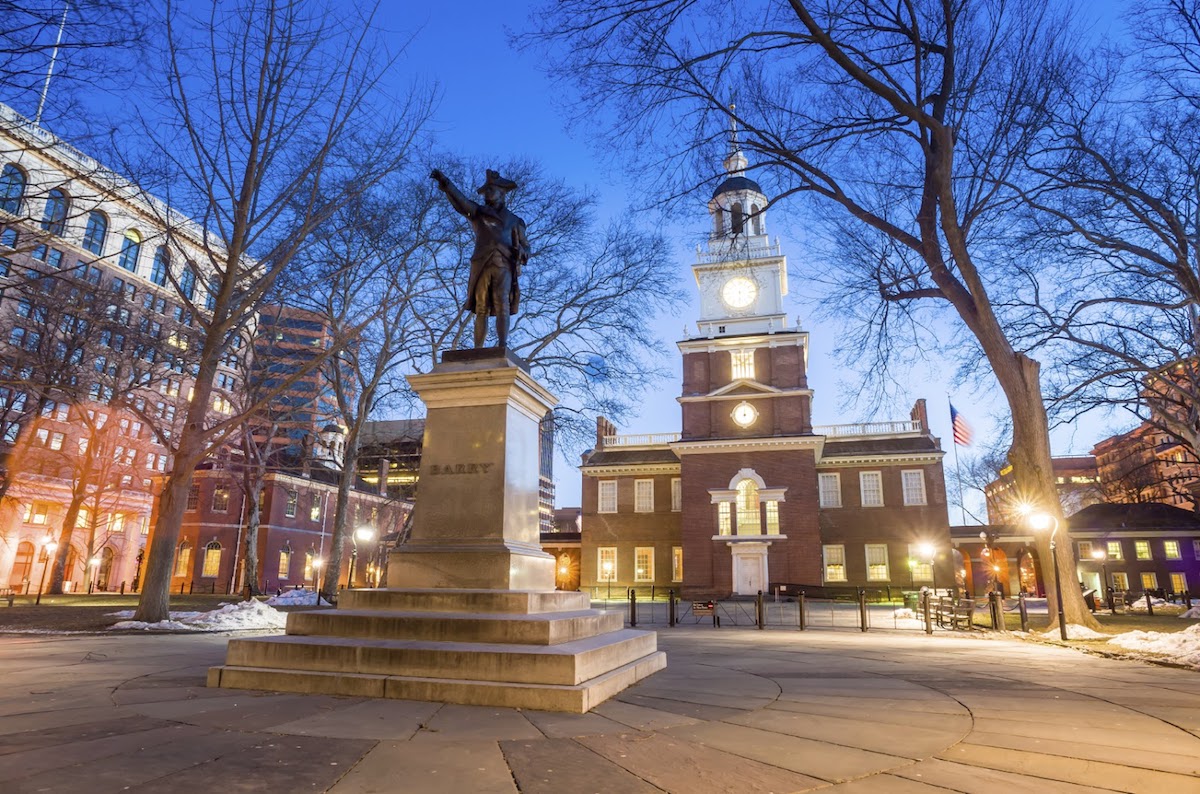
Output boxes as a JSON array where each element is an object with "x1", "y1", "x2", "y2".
[{"x1": 477, "y1": 169, "x2": 518, "y2": 195}]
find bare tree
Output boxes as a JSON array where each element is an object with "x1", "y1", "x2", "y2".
[
  {"x1": 122, "y1": 0, "x2": 431, "y2": 623},
  {"x1": 525, "y1": 0, "x2": 1097, "y2": 627}
]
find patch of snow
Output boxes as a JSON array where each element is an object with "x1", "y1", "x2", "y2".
[
  {"x1": 1124, "y1": 597, "x2": 1185, "y2": 614},
  {"x1": 893, "y1": 608, "x2": 917, "y2": 619},
  {"x1": 1106, "y1": 623, "x2": 1200, "y2": 667},
  {"x1": 108, "y1": 600, "x2": 287, "y2": 632},
  {"x1": 266, "y1": 589, "x2": 329, "y2": 607},
  {"x1": 1179, "y1": 606, "x2": 1200, "y2": 619},
  {"x1": 1043, "y1": 624, "x2": 1109, "y2": 640}
]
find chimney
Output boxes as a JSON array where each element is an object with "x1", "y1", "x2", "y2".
[
  {"x1": 910, "y1": 399, "x2": 929, "y2": 433},
  {"x1": 595, "y1": 416, "x2": 617, "y2": 449}
]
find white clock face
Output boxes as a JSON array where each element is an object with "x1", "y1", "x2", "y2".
[
  {"x1": 732, "y1": 401, "x2": 758, "y2": 428},
  {"x1": 721, "y1": 276, "x2": 758, "y2": 309}
]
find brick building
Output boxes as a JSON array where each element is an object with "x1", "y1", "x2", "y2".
[
  {"x1": 579, "y1": 139, "x2": 951, "y2": 598},
  {"x1": 984, "y1": 455, "x2": 1102, "y2": 524}
]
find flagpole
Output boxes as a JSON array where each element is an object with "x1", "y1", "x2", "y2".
[
  {"x1": 35, "y1": 1, "x2": 70, "y2": 126},
  {"x1": 949, "y1": 397, "x2": 967, "y2": 525}
]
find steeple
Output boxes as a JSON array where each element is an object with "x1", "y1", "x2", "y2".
[
  {"x1": 723, "y1": 105, "x2": 748, "y2": 178},
  {"x1": 709, "y1": 104, "x2": 769, "y2": 242}
]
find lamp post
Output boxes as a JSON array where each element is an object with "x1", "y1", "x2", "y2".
[
  {"x1": 311, "y1": 558, "x2": 323, "y2": 602},
  {"x1": 348, "y1": 526, "x2": 376, "y2": 589},
  {"x1": 35, "y1": 537, "x2": 57, "y2": 605},
  {"x1": 1092, "y1": 547, "x2": 1112, "y2": 611},
  {"x1": 1030, "y1": 512, "x2": 1068, "y2": 641},
  {"x1": 918, "y1": 542, "x2": 936, "y2": 594},
  {"x1": 87, "y1": 556, "x2": 100, "y2": 594},
  {"x1": 602, "y1": 560, "x2": 613, "y2": 600}
]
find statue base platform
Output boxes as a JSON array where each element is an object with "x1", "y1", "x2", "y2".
[{"x1": 207, "y1": 589, "x2": 665, "y2": 713}]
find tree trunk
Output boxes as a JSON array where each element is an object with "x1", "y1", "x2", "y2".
[
  {"x1": 321, "y1": 442, "x2": 360, "y2": 601},
  {"x1": 133, "y1": 453, "x2": 199, "y2": 622},
  {"x1": 47, "y1": 492, "x2": 87, "y2": 595},
  {"x1": 242, "y1": 480, "x2": 264, "y2": 596}
]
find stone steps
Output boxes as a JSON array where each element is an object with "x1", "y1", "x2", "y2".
[
  {"x1": 336, "y1": 588, "x2": 591, "y2": 614},
  {"x1": 224, "y1": 629, "x2": 658, "y2": 686},
  {"x1": 207, "y1": 650, "x2": 668, "y2": 713},
  {"x1": 285, "y1": 608, "x2": 623, "y2": 645}
]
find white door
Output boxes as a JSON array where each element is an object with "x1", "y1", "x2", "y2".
[
  {"x1": 736, "y1": 555, "x2": 763, "y2": 595},
  {"x1": 1083, "y1": 571, "x2": 1101, "y2": 595}
]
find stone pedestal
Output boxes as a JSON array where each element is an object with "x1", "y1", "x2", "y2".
[{"x1": 209, "y1": 350, "x2": 665, "y2": 712}]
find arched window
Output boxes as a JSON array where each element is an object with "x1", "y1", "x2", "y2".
[
  {"x1": 174, "y1": 541, "x2": 192, "y2": 577},
  {"x1": 0, "y1": 164, "x2": 26, "y2": 215},
  {"x1": 750, "y1": 203, "x2": 762, "y2": 236},
  {"x1": 96, "y1": 547, "x2": 114, "y2": 590},
  {"x1": 304, "y1": 549, "x2": 315, "y2": 581},
  {"x1": 151, "y1": 246, "x2": 169, "y2": 285},
  {"x1": 82, "y1": 211, "x2": 108, "y2": 255},
  {"x1": 731, "y1": 203, "x2": 744, "y2": 235},
  {"x1": 278, "y1": 543, "x2": 292, "y2": 580},
  {"x1": 202, "y1": 540, "x2": 222, "y2": 578},
  {"x1": 118, "y1": 229, "x2": 142, "y2": 272},
  {"x1": 42, "y1": 188, "x2": 69, "y2": 236},
  {"x1": 735, "y1": 478, "x2": 761, "y2": 534},
  {"x1": 179, "y1": 264, "x2": 196, "y2": 300},
  {"x1": 8, "y1": 541, "x2": 34, "y2": 589},
  {"x1": 714, "y1": 210, "x2": 725, "y2": 236}
]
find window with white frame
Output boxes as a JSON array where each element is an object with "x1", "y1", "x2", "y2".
[
  {"x1": 909, "y1": 544, "x2": 933, "y2": 581},
  {"x1": 278, "y1": 546, "x2": 291, "y2": 580},
  {"x1": 202, "y1": 541, "x2": 221, "y2": 577},
  {"x1": 672, "y1": 546, "x2": 683, "y2": 581},
  {"x1": 211, "y1": 486, "x2": 230, "y2": 513},
  {"x1": 735, "y1": 478, "x2": 761, "y2": 534},
  {"x1": 860, "y1": 471, "x2": 884, "y2": 507},
  {"x1": 1141, "y1": 571, "x2": 1158, "y2": 590},
  {"x1": 765, "y1": 501, "x2": 780, "y2": 534},
  {"x1": 671, "y1": 478, "x2": 681, "y2": 512},
  {"x1": 175, "y1": 542, "x2": 191, "y2": 577},
  {"x1": 634, "y1": 479, "x2": 654, "y2": 512},
  {"x1": 303, "y1": 550, "x2": 315, "y2": 581},
  {"x1": 1164, "y1": 540, "x2": 1182, "y2": 559},
  {"x1": 597, "y1": 547, "x2": 617, "y2": 581},
  {"x1": 1108, "y1": 540, "x2": 1124, "y2": 560},
  {"x1": 634, "y1": 547, "x2": 654, "y2": 582},
  {"x1": 1135, "y1": 540, "x2": 1152, "y2": 560},
  {"x1": 901, "y1": 470, "x2": 927, "y2": 506},
  {"x1": 823, "y1": 545, "x2": 847, "y2": 582},
  {"x1": 865, "y1": 544, "x2": 890, "y2": 581},
  {"x1": 1111, "y1": 571, "x2": 1129, "y2": 591},
  {"x1": 285, "y1": 490, "x2": 298, "y2": 517},
  {"x1": 23, "y1": 502, "x2": 49, "y2": 525},
  {"x1": 1077, "y1": 541, "x2": 1093, "y2": 559},
  {"x1": 598, "y1": 480, "x2": 617, "y2": 513},
  {"x1": 818, "y1": 472, "x2": 841, "y2": 508},
  {"x1": 730, "y1": 349, "x2": 755, "y2": 380},
  {"x1": 1170, "y1": 572, "x2": 1187, "y2": 593},
  {"x1": 109, "y1": 514, "x2": 125, "y2": 534},
  {"x1": 1194, "y1": 539, "x2": 1200, "y2": 559},
  {"x1": 717, "y1": 502, "x2": 732, "y2": 535}
]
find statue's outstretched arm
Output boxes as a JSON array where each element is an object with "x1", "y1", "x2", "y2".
[{"x1": 430, "y1": 169, "x2": 476, "y2": 217}]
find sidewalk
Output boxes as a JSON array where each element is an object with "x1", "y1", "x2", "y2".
[{"x1": 2, "y1": 627, "x2": 1199, "y2": 792}]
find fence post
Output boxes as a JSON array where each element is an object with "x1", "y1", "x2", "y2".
[
  {"x1": 668, "y1": 589, "x2": 676, "y2": 627},
  {"x1": 756, "y1": 590, "x2": 764, "y2": 629},
  {"x1": 922, "y1": 590, "x2": 933, "y2": 635},
  {"x1": 1018, "y1": 592, "x2": 1029, "y2": 633},
  {"x1": 120, "y1": 581, "x2": 125, "y2": 595},
  {"x1": 629, "y1": 588, "x2": 637, "y2": 627},
  {"x1": 858, "y1": 588, "x2": 868, "y2": 632},
  {"x1": 990, "y1": 591, "x2": 1003, "y2": 630},
  {"x1": 798, "y1": 591, "x2": 806, "y2": 631},
  {"x1": 1145, "y1": 592, "x2": 1154, "y2": 617},
  {"x1": 188, "y1": 582, "x2": 194, "y2": 595},
  {"x1": 713, "y1": 601, "x2": 720, "y2": 628}
]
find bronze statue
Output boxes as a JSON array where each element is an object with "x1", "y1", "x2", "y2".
[{"x1": 430, "y1": 168, "x2": 529, "y2": 349}]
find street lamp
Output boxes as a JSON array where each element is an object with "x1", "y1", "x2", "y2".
[
  {"x1": 348, "y1": 526, "x2": 376, "y2": 589},
  {"x1": 1030, "y1": 512, "x2": 1069, "y2": 641},
  {"x1": 311, "y1": 558, "x2": 324, "y2": 601},
  {"x1": 918, "y1": 542, "x2": 937, "y2": 594},
  {"x1": 35, "y1": 537, "x2": 57, "y2": 605},
  {"x1": 602, "y1": 560, "x2": 613, "y2": 600},
  {"x1": 1092, "y1": 547, "x2": 1112, "y2": 611},
  {"x1": 88, "y1": 556, "x2": 100, "y2": 594}
]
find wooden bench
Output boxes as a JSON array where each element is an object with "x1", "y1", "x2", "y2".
[
  {"x1": 0, "y1": 587, "x2": 15, "y2": 607},
  {"x1": 934, "y1": 596, "x2": 974, "y2": 630}
]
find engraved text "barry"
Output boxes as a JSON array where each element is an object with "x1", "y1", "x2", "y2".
[{"x1": 428, "y1": 463, "x2": 494, "y2": 475}]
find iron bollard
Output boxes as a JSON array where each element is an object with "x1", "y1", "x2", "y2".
[
  {"x1": 668, "y1": 589, "x2": 676, "y2": 627},
  {"x1": 179, "y1": 582, "x2": 185, "y2": 595},
  {"x1": 922, "y1": 590, "x2": 933, "y2": 635},
  {"x1": 1018, "y1": 592, "x2": 1029, "y2": 633},
  {"x1": 756, "y1": 590, "x2": 764, "y2": 629},
  {"x1": 1187, "y1": 593, "x2": 1193, "y2": 609},
  {"x1": 858, "y1": 588, "x2": 868, "y2": 632},
  {"x1": 120, "y1": 581, "x2": 125, "y2": 595},
  {"x1": 1146, "y1": 592, "x2": 1154, "y2": 617},
  {"x1": 990, "y1": 591, "x2": 1003, "y2": 630},
  {"x1": 629, "y1": 588, "x2": 637, "y2": 627},
  {"x1": 798, "y1": 591, "x2": 806, "y2": 631},
  {"x1": 1107, "y1": 586, "x2": 1116, "y2": 613},
  {"x1": 188, "y1": 582, "x2": 194, "y2": 595}
]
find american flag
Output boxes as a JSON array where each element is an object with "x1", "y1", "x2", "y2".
[{"x1": 950, "y1": 403, "x2": 973, "y2": 446}]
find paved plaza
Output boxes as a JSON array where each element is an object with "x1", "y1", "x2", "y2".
[{"x1": 2, "y1": 627, "x2": 1200, "y2": 793}]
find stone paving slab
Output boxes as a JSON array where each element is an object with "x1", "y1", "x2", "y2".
[{"x1": 3, "y1": 627, "x2": 1200, "y2": 792}]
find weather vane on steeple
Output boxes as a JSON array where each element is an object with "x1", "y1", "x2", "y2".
[{"x1": 723, "y1": 100, "x2": 747, "y2": 178}]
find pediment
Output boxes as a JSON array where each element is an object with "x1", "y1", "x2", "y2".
[{"x1": 707, "y1": 379, "x2": 780, "y2": 398}]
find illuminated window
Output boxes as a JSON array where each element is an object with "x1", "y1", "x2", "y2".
[
  {"x1": 1141, "y1": 571, "x2": 1158, "y2": 590},
  {"x1": 598, "y1": 547, "x2": 617, "y2": 581},
  {"x1": 109, "y1": 514, "x2": 125, "y2": 533},
  {"x1": 310, "y1": 494, "x2": 322, "y2": 521},
  {"x1": 1107, "y1": 541, "x2": 1123, "y2": 560},
  {"x1": 278, "y1": 546, "x2": 291, "y2": 580},
  {"x1": 634, "y1": 479, "x2": 654, "y2": 512},
  {"x1": 823, "y1": 545, "x2": 846, "y2": 582},
  {"x1": 1170, "y1": 572, "x2": 1187, "y2": 593},
  {"x1": 1135, "y1": 541, "x2": 1152, "y2": 560},
  {"x1": 717, "y1": 502, "x2": 732, "y2": 535},
  {"x1": 1077, "y1": 541, "x2": 1093, "y2": 559},
  {"x1": 634, "y1": 547, "x2": 654, "y2": 582},
  {"x1": 285, "y1": 490, "x2": 298, "y2": 517},
  {"x1": 202, "y1": 541, "x2": 221, "y2": 578},
  {"x1": 1164, "y1": 540, "x2": 1181, "y2": 559},
  {"x1": 1111, "y1": 572, "x2": 1128, "y2": 591},
  {"x1": 671, "y1": 478, "x2": 681, "y2": 512},
  {"x1": 736, "y1": 479, "x2": 761, "y2": 534},
  {"x1": 672, "y1": 546, "x2": 683, "y2": 581},
  {"x1": 175, "y1": 542, "x2": 191, "y2": 577},
  {"x1": 901, "y1": 470, "x2": 926, "y2": 506},
  {"x1": 866, "y1": 544, "x2": 890, "y2": 581},
  {"x1": 764, "y1": 501, "x2": 780, "y2": 534},
  {"x1": 598, "y1": 481, "x2": 617, "y2": 513},
  {"x1": 23, "y1": 502, "x2": 50, "y2": 525},
  {"x1": 860, "y1": 471, "x2": 883, "y2": 507},
  {"x1": 211, "y1": 486, "x2": 230, "y2": 513},
  {"x1": 731, "y1": 349, "x2": 755, "y2": 380},
  {"x1": 303, "y1": 550, "x2": 315, "y2": 581},
  {"x1": 818, "y1": 473, "x2": 841, "y2": 508}
]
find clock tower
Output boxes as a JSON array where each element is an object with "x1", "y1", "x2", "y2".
[{"x1": 673, "y1": 128, "x2": 823, "y2": 596}]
